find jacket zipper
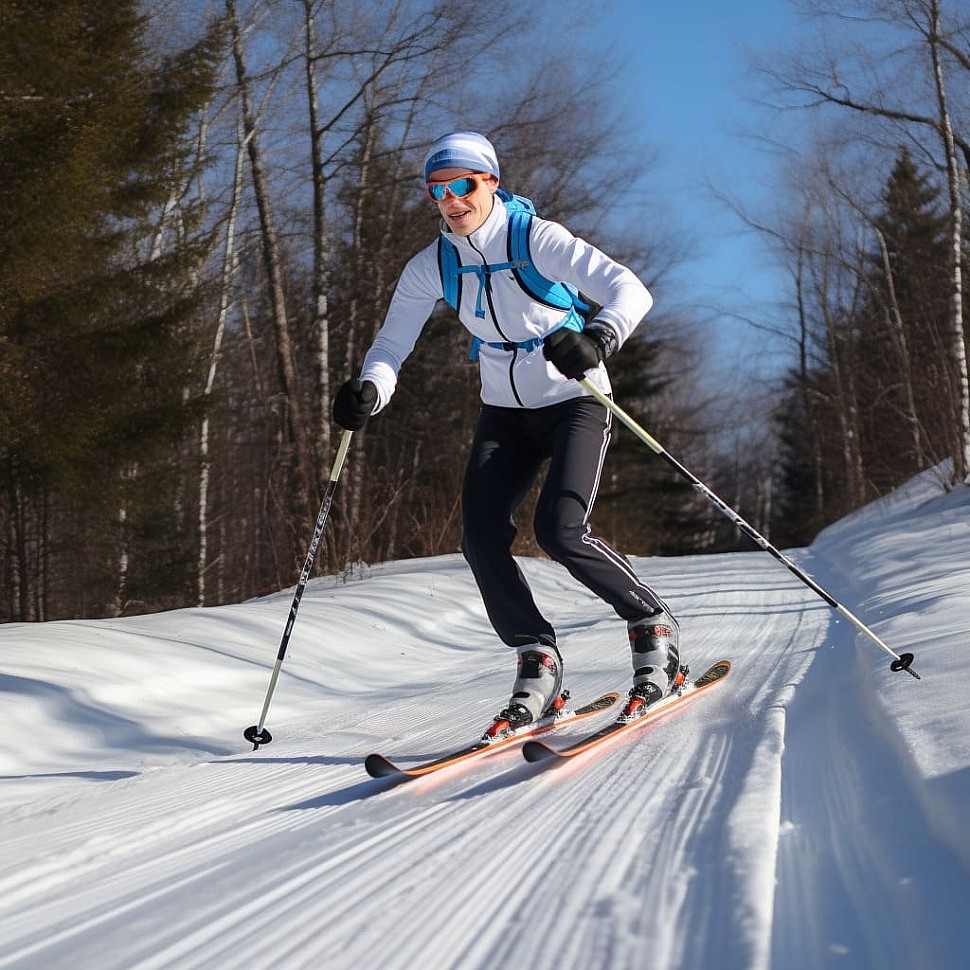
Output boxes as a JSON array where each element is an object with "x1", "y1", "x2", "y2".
[{"x1": 469, "y1": 238, "x2": 525, "y2": 407}]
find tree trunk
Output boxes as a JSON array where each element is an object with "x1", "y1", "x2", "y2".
[
  {"x1": 198, "y1": 121, "x2": 244, "y2": 607},
  {"x1": 301, "y1": 0, "x2": 333, "y2": 485},
  {"x1": 341, "y1": 120, "x2": 378, "y2": 564},
  {"x1": 928, "y1": 0, "x2": 969, "y2": 481},
  {"x1": 873, "y1": 225, "x2": 925, "y2": 467},
  {"x1": 226, "y1": 0, "x2": 312, "y2": 545}
]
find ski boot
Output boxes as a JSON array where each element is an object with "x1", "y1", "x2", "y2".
[
  {"x1": 621, "y1": 609, "x2": 683, "y2": 719},
  {"x1": 483, "y1": 640, "x2": 566, "y2": 741}
]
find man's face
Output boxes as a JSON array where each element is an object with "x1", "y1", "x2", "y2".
[{"x1": 427, "y1": 168, "x2": 498, "y2": 236}]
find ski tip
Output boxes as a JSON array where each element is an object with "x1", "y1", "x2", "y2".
[
  {"x1": 521, "y1": 739, "x2": 559, "y2": 764},
  {"x1": 364, "y1": 753, "x2": 402, "y2": 778}
]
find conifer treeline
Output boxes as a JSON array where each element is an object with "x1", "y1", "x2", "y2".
[{"x1": 0, "y1": 2, "x2": 225, "y2": 619}]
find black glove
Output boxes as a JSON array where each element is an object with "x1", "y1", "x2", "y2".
[
  {"x1": 543, "y1": 325, "x2": 614, "y2": 380},
  {"x1": 332, "y1": 378, "x2": 378, "y2": 431}
]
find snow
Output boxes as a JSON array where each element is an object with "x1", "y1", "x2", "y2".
[{"x1": 2, "y1": 471, "x2": 969, "y2": 970}]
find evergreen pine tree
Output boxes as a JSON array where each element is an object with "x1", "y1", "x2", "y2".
[
  {"x1": 857, "y1": 146, "x2": 951, "y2": 488},
  {"x1": 0, "y1": 2, "x2": 224, "y2": 618}
]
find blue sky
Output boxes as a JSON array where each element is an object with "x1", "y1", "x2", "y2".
[{"x1": 600, "y1": 0, "x2": 803, "y2": 382}]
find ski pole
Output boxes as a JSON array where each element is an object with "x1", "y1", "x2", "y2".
[
  {"x1": 244, "y1": 428, "x2": 355, "y2": 749},
  {"x1": 579, "y1": 377, "x2": 920, "y2": 680}
]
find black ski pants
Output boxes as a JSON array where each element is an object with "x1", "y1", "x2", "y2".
[{"x1": 461, "y1": 397, "x2": 665, "y2": 649}]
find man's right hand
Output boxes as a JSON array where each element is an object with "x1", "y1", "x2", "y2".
[{"x1": 332, "y1": 379, "x2": 378, "y2": 431}]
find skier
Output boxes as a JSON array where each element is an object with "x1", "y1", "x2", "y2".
[{"x1": 333, "y1": 131, "x2": 680, "y2": 734}]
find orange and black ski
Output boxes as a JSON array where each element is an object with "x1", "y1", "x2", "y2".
[
  {"x1": 364, "y1": 691, "x2": 619, "y2": 779},
  {"x1": 521, "y1": 660, "x2": 732, "y2": 764}
]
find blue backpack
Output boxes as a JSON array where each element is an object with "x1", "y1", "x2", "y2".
[{"x1": 436, "y1": 190, "x2": 589, "y2": 360}]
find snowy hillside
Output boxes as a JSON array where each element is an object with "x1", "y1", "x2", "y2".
[{"x1": 2, "y1": 471, "x2": 969, "y2": 970}]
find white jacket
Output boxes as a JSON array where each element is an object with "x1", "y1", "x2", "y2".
[{"x1": 359, "y1": 196, "x2": 653, "y2": 411}]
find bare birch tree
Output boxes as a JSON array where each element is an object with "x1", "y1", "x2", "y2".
[
  {"x1": 198, "y1": 121, "x2": 246, "y2": 606},
  {"x1": 226, "y1": 0, "x2": 314, "y2": 539}
]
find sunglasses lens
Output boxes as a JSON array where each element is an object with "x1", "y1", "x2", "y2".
[
  {"x1": 427, "y1": 176, "x2": 478, "y2": 200},
  {"x1": 450, "y1": 177, "x2": 475, "y2": 197}
]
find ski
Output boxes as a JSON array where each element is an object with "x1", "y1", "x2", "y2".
[
  {"x1": 364, "y1": 691, "x2": 619, "y2": 779},
  {"x1": 521, "y1": 660, "x2": 732, "y2": 764}
]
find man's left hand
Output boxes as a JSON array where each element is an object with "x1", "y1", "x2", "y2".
[{"x1": 543, "y1": 329, "x2": 604, "y2": 380}]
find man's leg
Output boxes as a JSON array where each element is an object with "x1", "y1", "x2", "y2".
[
  {"x1": 461, "y1": 406, "x2": 554, "y2": 647},
  {"x1": 532, "y1": 398, "x2": 669, "y2": 620}
]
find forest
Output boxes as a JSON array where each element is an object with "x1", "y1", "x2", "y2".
[{"x1": 1, "y1": 0, "x2": 967, "y2": 621}]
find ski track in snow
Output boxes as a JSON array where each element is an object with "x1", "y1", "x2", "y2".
[
  {"x1": 2, "y1": 484, "x2": 969, "y2": 970},
  {"x1": 772, "y1": 634, "x2": 968, "y2": 970}
]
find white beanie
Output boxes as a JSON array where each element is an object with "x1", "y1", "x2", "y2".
[{"x1": 424, "y1": 131, "x2": 500, "y2": 181}]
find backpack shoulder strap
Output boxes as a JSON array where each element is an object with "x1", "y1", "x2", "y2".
[
  {"x1": 497, "y1": 189, "x2": 536, "y2": 215},
  {"x1": 506, "y1": 207, "x2": 583, "y2": 313},
  {"x1": 437, "y1": 236, "x2": 461, "y2": 310}
]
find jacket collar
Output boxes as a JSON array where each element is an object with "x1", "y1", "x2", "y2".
[{"x1": 439, "y1": 194, "x2": 508, "y2": 253}]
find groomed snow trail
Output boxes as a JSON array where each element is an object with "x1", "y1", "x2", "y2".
[{"x1": 0, "y1": 547, "x2": 965, "y2": 970}]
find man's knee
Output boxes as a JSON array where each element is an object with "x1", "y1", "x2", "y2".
[
  {"x1": 462, "y1": 515, "x2": 515, "y2": 561},
  {"x1": 534, "y1": 510, "x2": 583, "y2": 562}
]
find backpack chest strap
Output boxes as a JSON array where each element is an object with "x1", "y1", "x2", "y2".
[
  {"x1": 456, "y1": 260, "x2": 529, "y2": 319},
  {"x1": 468, "y1": 307, "x2": 586, "y2": 361}
]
